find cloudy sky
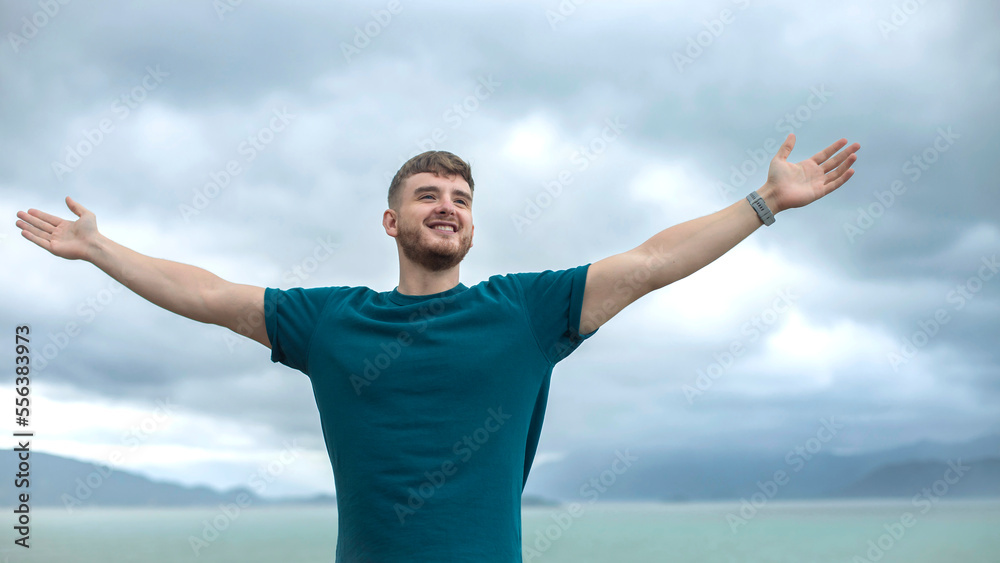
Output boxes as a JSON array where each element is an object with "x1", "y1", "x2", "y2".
[{"x1": 2, "y1": 0, "x2": 997, "y2": 499}]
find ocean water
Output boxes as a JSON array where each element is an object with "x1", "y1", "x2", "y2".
[{"x1": 1, "y1": 499, "x2": 997, "y2": 562}]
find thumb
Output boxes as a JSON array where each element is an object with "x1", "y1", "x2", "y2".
[
  {"x1": 65, "y1": 196, "x2": 91, "y2": 218},
  {"x1": 775, "y1": 133, "x2": 795, "y2": 161}
]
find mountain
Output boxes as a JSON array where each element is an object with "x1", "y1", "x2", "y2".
[
  {"x1": 0, "y1": 451, "x2": 336, "y2": 508},
  {"x1": 833, "y1": 458, "x2": 1000, "y2": 498},
  {"x1": 840, "y1": 433, "x2": 1000, "y2": 471},
  {"x1": 4, "y1": 433, "x2": 998, "y2": 507},
  {"x1": 522, "y1": 433, "x2": 1000, "y2": 503},
  {"x1": 521, "y1": 494, "x2": 561, "y2": 506}
]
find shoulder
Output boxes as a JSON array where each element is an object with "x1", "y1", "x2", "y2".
[
  {"x1": 478, "y1": 264, "x2": 590, "y2": 302},
  {"x1": 504, "y1": 264, "x2": 591, "y2": 290},
  {"x1": 265, "y1": 284, "x2": 375, "y2": 311}
]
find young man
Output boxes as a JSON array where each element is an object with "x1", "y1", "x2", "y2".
[{"x1": 16, "y1": 133, "x2": 859, "y2": 561}]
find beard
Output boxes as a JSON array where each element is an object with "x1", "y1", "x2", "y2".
[{"x1": 396, "y1": 217, "x2": 473, "y2": 272}]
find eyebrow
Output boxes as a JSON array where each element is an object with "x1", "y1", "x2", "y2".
[{"x1": 413, "y1": 185, "x2": 473, "y2": 203}]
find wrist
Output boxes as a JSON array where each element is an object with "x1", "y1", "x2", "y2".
[
  {"x1": 757, "y1": 182, "x2": 782, "y2": 215},
  {"x1": 86, "y1": 233, "x2": 111, "y2": 264}
]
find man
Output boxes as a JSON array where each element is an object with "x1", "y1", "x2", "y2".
[{"x1": 16, "y1": 133, "x2": 859, "y2": 561}]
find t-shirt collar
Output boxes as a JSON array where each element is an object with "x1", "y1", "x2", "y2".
[{"x1": 387, "y1": 282, "x2": 467, "y2": 305}]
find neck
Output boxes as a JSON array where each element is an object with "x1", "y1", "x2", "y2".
[{"x1": 396, "y1": 261, "x2": 461, "y2": 296}]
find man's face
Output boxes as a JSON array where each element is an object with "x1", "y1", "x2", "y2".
[{"x1": 386, "y1": 172, "x2": 475, "y2": 272}]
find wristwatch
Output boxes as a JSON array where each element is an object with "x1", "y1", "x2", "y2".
[{"x1": 746, "y1": 191, "x2": 775, "y2": 226}]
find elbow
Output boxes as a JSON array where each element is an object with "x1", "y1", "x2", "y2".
[{"x1": 639, "y1": 242, "x2": 677, "y2": 293}]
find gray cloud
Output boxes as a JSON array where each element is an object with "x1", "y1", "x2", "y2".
[{"x1": 2, "y1": 0, "x2": 997, "y2": 495}]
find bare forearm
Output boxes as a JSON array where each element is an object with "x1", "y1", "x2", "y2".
[
  {"x1": 86, "y1": 233, "x2": 223, "y2": 324},
  {"x1": 638, "y1": 184, "x2": 779, "y2": 290}
]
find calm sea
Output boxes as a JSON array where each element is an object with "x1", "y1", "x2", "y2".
[{"x1": 2, "y1": 499, "x2": 997, "y2": 562}]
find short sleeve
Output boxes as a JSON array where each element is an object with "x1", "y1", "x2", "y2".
[
  {"x1": 512, "y1": 263, "x2": 598, "y2": 365},
  {"x1": 264, "y1": 286, "x2": 336, "y2": 376}
]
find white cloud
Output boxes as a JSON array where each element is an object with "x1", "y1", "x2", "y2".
[{"x1": 501, "y1": 113, "x2": 559, "y2": 167}]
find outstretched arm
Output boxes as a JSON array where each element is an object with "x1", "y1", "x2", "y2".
[
  {"x1": 16, "y1": 197, "x2": 271, "y2": 349},
  {"x1": 579, "y1": 134, "x2": 860, "y2": 335}
]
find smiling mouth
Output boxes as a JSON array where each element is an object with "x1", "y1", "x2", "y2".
[{"x1": 428, "y1": 225, "x2": 457, "y2": 235}]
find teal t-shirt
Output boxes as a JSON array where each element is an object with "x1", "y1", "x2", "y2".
[{"x1": 263, "y1": 263, "x2": 598, "y2": 562}]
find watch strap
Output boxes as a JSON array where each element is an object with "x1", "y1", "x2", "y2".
[{"x1": 746, "y1": 191, "x2": 775, "y2": 226}]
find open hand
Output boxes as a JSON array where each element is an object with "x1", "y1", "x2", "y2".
[
  {"x1": 16, "y1": 196, "x2": 99, "y2": 261},
  {"x1": 765, "y1": 134, "x2": 860, "y2": 213}
]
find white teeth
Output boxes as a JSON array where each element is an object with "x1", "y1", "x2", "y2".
[{"x1": 432, "y1": 225, "x2": 456, "y2": 232}]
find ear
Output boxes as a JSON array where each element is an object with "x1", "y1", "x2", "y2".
[{"x1": 383, "y1": 209, "x2": 398, "y2": 237}]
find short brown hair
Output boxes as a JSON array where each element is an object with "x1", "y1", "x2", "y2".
[{"x1": 387, "y1": 151, "x2": 474, "y2": 211}]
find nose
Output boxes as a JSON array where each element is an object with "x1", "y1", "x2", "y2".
[{"x1": 433, "y1": 197, "x2": 458, "y2": 217}]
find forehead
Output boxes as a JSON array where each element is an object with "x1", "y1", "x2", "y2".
[{"x1": 403, "y1": 172, "x2": 472, "y2": 199}]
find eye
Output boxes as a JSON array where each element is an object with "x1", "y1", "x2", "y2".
[{"x1": 420, "y1": 195, "x2": 433, "y2": 200}]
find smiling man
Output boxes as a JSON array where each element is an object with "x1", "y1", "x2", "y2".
[
  {"x1": 385, "y1": 158, "x2": 476, "y2": 293},
  {"x1": 16, "y1": 134, "x2": 859, "y2": 561}
]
